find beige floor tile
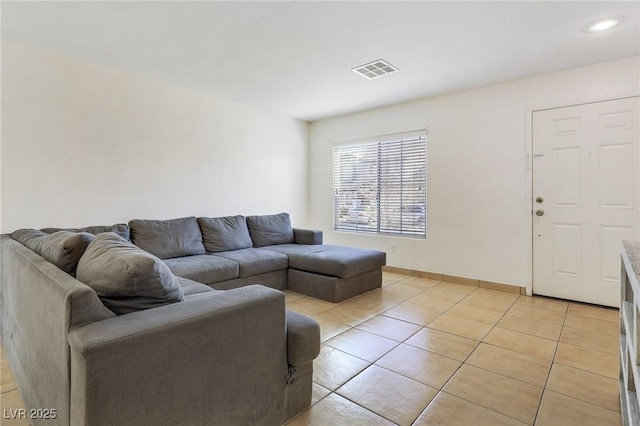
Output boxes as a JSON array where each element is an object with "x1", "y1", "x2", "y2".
[
  {"x1": 339, "y1": 293, "x2": 399, "y2": 313},
  {"x1": 400, "y1": 293, "x2": 457, "y2": 313},
  {"x1": 356, "y1": 315, "x2": 422, "y2": 342},
  {"x1": 467, "y1": 343, "x2": 552, "y2": 387},
  {"x1": 456, "y1": 295, "x2": 514, "y2": 314},
  {"x1": 554, "y1": 343, "x2": 618, "y2": 379},
  {"x1": 405, "y1": 328, "x2": 478, "y2": 362},
  {"x1": 546, "y1": 364, "x2": 620, "y2": 412},
  {"x1": 414, "y1": 392, "x2": 528, "y2": 426},
  {"x1": 315, "y1": 319, "x2": 351, "y2": 343},
  {"x1": 483, "y1": 327, "x2": 557, "y2": 361},
  {"x1": 567, "y1": 303, "x2": 619, "y2": 323},
  {"x1": 0, "y1": 389, "x2": 31, "y2": 426},
  {"x1": 287, "y1": 297, "x2": 336, "y2": 315},
  {"x1": 381, "y1": 304, "x2": 441, "y2": 326},
  {"x1": 381, "y1": 278, "x2": 397, "y2": 287},
  {"x1": 382, "y1": 271, "x2": 410, "y2": 282},
  {"x1": 397, "y1": 276, "x2": 441, "y2": 287},
  {"x1": 337, "y1": 365, "x2": 438, "y2": 426},
  {"x1": 515, "y1": 295, "x2": 568, "y2": 313},
  {"x1": 284, "y1": 290, "x2": 306, "y2": 303},
  {"x1": 559, "y1": 326, "x2": 618, "y2": 355},
  {"x1": 507, "y1": 304, "x2": 566, "y2": 325},
  {"x1": 497, "y1": 313, "x2": 563, "y2": 341},
  {"x1": 427, "y1": 313, "x2": 494, "y2": 341},
  {"x1": 535, "y1": 390, "x2": 621, "y2": 426},
  {"x1": 376, "y1": 343, "x2": 462, "y2": 389},
  {"x1": 312, "y1": 345, "x2": 370, "y2": 391},
  {"x1": 564, "y1": 313, "x2": 619, "y2": 336},
  {"x1": 287, "y1": 393, "x2": 395, "y2": 426},
  {"x1": 445, "y1": 304, "x2": 505, "y2": 326},
  {"x1": 472, "y1": 288, "x2": 520, "y2": 303},
  {"x1": 444, "y1": 364, "x2": 543, "y2": 425},
  {"x1": 432, "y1": 282, "x2": 477, "y2": 295},
  {"x1": 314, "y1": 305, "x2": 377, "y2": 327},
  {"x1": 381, "y1": 282, "x2": 429, "y2": 301},
  {"x1": 325, "y1": 329, "x2": 398, "y2": 362},
  {"x1": 1, "y1": 360, "x2": 18, "y2": 393},
  {"x1": 310, "y1": 383, "x2": 331, "y2": 406},
  {"x1": 419, "y1": 287, "x2": 469, "y2": 303}
]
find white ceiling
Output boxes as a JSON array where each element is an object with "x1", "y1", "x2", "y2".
[{"x1": 2, "y1": 1, "x2": 639, "y2": 122}]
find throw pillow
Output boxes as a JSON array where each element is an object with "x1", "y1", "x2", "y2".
[
  {"x1": 197, "y1": 215, "x2": 253, "y2": 252},
  {"x1": 76, "y1": 233, "x2": 184, "y2": 315},
  {"x1": 245, "y1": 213, "x2": 295, "y2": 247},
  {"x1": 11, "y1": 229, "x2": 95, "y2": 276}
]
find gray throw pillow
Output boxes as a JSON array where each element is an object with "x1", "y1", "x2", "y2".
[
  {"x1": 128, "y1": 216, "x2": 206, "y2": 259},
  {"x1": 77, "y1": 233, "x2": 184, "y2": 315},
  {"x1": 197, "y1": 215, "x2": 253, "y2": 252},
  {"x1": 246, "y1": 213, "x2": 295, "y2": 247},
  {"x1": 41, "y1": 223, "x2": 130, "y2": 240},
  {"x1": 11, "y1": 229, "x2": 95, "y2": 275}
]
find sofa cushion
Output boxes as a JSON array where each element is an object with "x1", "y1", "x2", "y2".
[
  {"x1": 77, "y1": 233, "x2": 184, "y2": 315},
  {"x1": 265, "y1": 244, "x2": 386, "y2": 278},
  {"x1": 129, "y1": 217, "x2": 206, "y2": 259},
  {"x1": 11, "y1": 229, "x2": 95, "y2": 276},
  {"x1": 197, "y1": 216, "x2": 253, "y2": 252},
  {"x1": 163, "y1": 254, "x2": 239, "y2": 285},
  {"x1": 212, "y1": 248, "x2": 288, "y2": 278},
  {"x1": 246, "y1": 213, "x2": 294, "y2": 247},
  {"x1": 176, "y1": 276, "x2": 216, "y2": 296},
  {"x1": 40, "y1": 223, "x2": 130, "y2": 240}
]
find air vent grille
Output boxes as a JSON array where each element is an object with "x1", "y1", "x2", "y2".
[{"x1": 352, "y1": 59, "x2": 398, "y2": 80}]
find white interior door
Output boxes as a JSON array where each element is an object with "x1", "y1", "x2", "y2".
[{"x1": 532, "y1": 97, "x2": 639, "y2": 307}]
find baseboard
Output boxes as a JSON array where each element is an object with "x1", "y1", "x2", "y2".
[{"x1": 382, "y1": 266, "x2": 526, "y2": 295}]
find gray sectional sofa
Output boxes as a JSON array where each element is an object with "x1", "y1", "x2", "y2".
[{"x1": 1, "y1": 212, "x2": 386, "y2": 426}]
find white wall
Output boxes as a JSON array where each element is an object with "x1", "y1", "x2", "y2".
[
  {"x1": 1, "y1": 41, "x2": 309, "y2": 232},
  {"x1": 310, "y1": 56, "x2": 640, "y2": 289}
]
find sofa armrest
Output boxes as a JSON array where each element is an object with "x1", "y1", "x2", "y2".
[
  {"x1": 286, "y1": 309, "x2": 320, "y2": 366},
  {"x1": 293, "y1": 228, "x2": 323, "y2": 245},
  {"x1": 67, "y1": 285, "x2": 287, "y2": 426}
]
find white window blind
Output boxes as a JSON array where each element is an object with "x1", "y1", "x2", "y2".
[{"x1": 333, "y1": 131, "x2": 427, "y2": 237}]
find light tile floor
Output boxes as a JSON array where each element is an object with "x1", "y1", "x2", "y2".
[
  {"x1": 286, "y1": 272, "x2": 621, "y2": 426},
  {"x1": 0, "y1": 271, "x2": 622, "y2": 426}
]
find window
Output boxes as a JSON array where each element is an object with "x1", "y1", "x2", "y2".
[{"x1": 333, "y1": 131, "x2": 427, "y2": 237}]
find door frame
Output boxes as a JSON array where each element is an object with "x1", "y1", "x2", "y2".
[{"x1": 524, "y1": 95, "x2": 640, "y2": 298}]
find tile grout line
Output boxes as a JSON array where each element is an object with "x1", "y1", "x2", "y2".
[
  {"x1": 407, "y1": 286, "x2": 529, "y2": 425},
  {"x1": 531, "y1": 302, "x2": 569, "y2": 425}
]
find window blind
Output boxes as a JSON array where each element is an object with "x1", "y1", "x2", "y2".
[{"x1": 333, "y1": 132, "x2": 426, "y2": 237}]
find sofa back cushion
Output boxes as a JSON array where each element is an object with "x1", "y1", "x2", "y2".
[
  {"x1": 246, "y1": 213, "x2": 295, "y2": 247},
  {"x1": 77, "y1": 233, "x2": 184, "y2": 315},
  {"x1": 40, "y1": 223, "x2": 130, "y2": 240},
  {"x1": 197, "y1": 215, "x2": 253, "y2": 252},
  {"x1": 11, "y1": 229, "x2": 95, "y2": 276},
  {"x1": 129, "y1": 216, "x2": 206, "y2": 259}
]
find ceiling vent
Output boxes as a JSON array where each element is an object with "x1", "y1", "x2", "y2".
[{"x1": 352, "y1": 59, "x2": 398, "y2": 80}]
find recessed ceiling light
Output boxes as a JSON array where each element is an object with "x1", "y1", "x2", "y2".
[
  {"x1": 352, "y1": 59, "x2": 398, "y2": 80},
  {"x1": 588, "y1": 18, "x2": 621, "y2": 32}
]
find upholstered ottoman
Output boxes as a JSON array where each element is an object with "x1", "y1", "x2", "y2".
[{"x1": 266, "y1": 244, "x2": 386, "y2": 302}]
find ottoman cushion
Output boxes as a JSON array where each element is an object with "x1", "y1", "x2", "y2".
[{"x1": 283, "y1": 245, "x2": 386, "y2": 278}]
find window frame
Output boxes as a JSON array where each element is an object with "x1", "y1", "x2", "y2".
[{"x1": 332, "y1": 129, "x2": 427, "y2": 238}]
